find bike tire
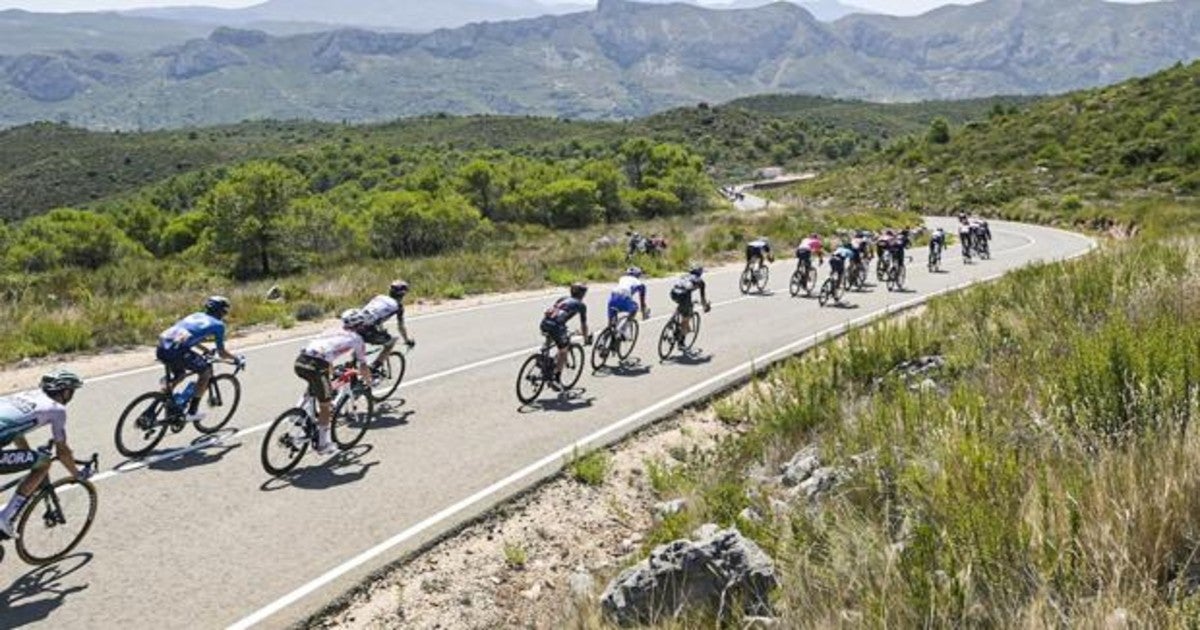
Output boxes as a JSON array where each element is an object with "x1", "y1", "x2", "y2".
[
  {"x1": 789, "y1": 270, "x2": 803, "y2": 297},
  {"x1": 591, "y1": 329, "x2": 614, "y2": 371},
  {"x1": 754, "y1": 266, "x2": 770, "y2": 293},
  {"x1": 15, "y1": 477, "x2": 98, "y2": 565},
  {"x1": 261, "y1": 408, "x2": 310, "y2": 476},
  {"x1": 560, "y1": 344, "x2": 586, "y2": 389},
  {"x1": 367, "y1": 351, "x2": 407, "y2": 403},
  {"x1": 195, "y1": 374, "x2": 241, "y2": 434},
  {"x1": 657, "y1": 320, "x2": 678, "y2": 360},
  {"x1": 332, "y1": 389, "x2": 374, "y2": 449},
  {"x1": 618, "y1": 317, "x2": 640, "y2": 361},
  {"x1": 818, "y1": 279, "x2": 833, "y2": 307},
  {"x1": 516, "y1": 355, "x2": 546, "y2": 404},
  {"x1": 682, "y1": 313, "x2": 702, "y2": 351},
  {"x1": 738, "y1": 268, "x2": 753, "y2": 295},
  {"x1": 114, "y1": 391, "x2": 171, "y2": 459}
]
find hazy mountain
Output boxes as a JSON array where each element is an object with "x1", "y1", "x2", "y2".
[{"x1": 1, "y1": 0, "x2": 1196, "y2": 129}]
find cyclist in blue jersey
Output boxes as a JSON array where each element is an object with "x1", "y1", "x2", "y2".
[
  {"x1": 540, "y1": 283, "x2": 593, "y2": 390},
  {"x1": 155, "y1": 296, "x2": 245, "y2": 423},
  {"x1": 0, "y1": 369, "x2": 87, "y2": 539},
  {"x1": 608, "y1": 267, "x2": 650, "y2": 335}
]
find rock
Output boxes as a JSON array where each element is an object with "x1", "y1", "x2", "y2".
[
  {"x1": 521, "y1": 582, "x2": 543, "y2": 601},
  {"x1": 799, "y1": 467, "x2": 846, "y2": 500},
  {"x1": 654, "y1": 499, "x2": 687, "y2": 519},
  {"x1": 17, "y1": 357, "x2": 34, "y2": 369},
  {"x1": 592, "y1": 235, "x2": 618, "y2": 251},
  {"x1": 894, "y1": 355, "x2": 945, "y2": 378},
  {"x1": 266, "y1": 285, "x2": 283, "y2": 301},
  {"x1": 744, "y1": 616, "x2": 779, "y2": 628},
  {"x1": 6, "y1": 54, "x2": 85, "y2": 102},
  {"x1": 739, "y1": 507, "x2": 763, "y2": 523},
  {"x1": 569, "y1": 570, "x2": 595, "y2": 598},
  {"x1": 780, "y1": 446, "x2": 821, "y2": 487},
  {"x1": 600, "y1": 525, "x2": 777, "y2": 626},
  {"x1": 165, "y1": 39, "x2": 246, "y2": 80},
  {"x1": 1105, "y1": 608, "x2": 1130, "y2": 630}
]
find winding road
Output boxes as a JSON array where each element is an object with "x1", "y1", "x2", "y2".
[{"x1": 0, "y1": 218, "x2": 1094, "y2": 629}]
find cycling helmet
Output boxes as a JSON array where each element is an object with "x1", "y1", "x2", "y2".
[
  {"x1": 689, "y1": 263, "x2": 705, "y2": 277},
  {"x1": 570, "y1": 282, "x2": 588, "y2": 299},
  {"x1": 41, "y1": 368, "x2": 84, "y2": 394},
  {"x1": 340, "y1": 308, "x2": 369, "y2": 331},
  {"x1": 626, "y1": 267, "x2": 644, "y2": 278},
  {"x1": 205, "y1": 295, "x2": 231, "y2": 319},
  {"x1": 389, "y1": 280, "x2": 410, "y2": 300},
  {"x1": 810, "y1": 233, "x2": 820, "y2": 239}
]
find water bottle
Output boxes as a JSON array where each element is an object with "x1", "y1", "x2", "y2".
[{"x1": 174, "y1": 381, "x2": 197, "y2": 408}]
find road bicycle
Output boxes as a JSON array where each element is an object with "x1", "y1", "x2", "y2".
[
  {"x1": 789, "y1": 262, "x2": 817, "y2": 297},
  {"x1": 886, "y1": 259, "x2": 909, "y2": 292},
  {"x1": 847, "y1": 259, "x2": 868, "y2": 292},
  {"x1": 365, "y1": 345, "x2": 409, "y2": 403},
  {"x1": 928, "y1": 242, "x2": 943, "y2": 272},
  {"x1": 516, "y1": 333, "x2": 585, "y2": 404},
  {"x1": 0, "y1": 444, "x2": 98, "y2": 566},
  {"x1": 975, "y1": 234, "x2": 992, "y2": 260},
  {"x1": 657, "y1": 304, "x2": 704, "y2": 360},
  {"x1": 591, "y1": 313, "x2": 643, "y2": 371},
  {"x1": 739, "y1": 260, "x2": 770, "y2": 294},
  {"x1": 260, "y1": 365, "x2": 374, "y2": 476},
  {"x1": 818, "y1": 268, "x2": 845, "y2": 307},
  {"x1": 114, "y1": 355, "x2": 244, "y2": 459},
  {"x1": 876, "y1": 250, "x2": 892, "y2": 282}
]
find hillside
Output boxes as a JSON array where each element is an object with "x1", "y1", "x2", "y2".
[
  {"x1": 0, "y1": 95, "x2": 1020, "y2": 221},
  {"x1": 787, "y1": 60, "x2": 1200, "y2": 233},
  {"x1": 0, "y1": 0, "x2": 1195, "y2": 129}
]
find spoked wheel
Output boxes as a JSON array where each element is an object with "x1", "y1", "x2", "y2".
[
  {"x1": 888, "y1": 267, "x2": 907, "y2": 292},
  {"x1": 928, "y1": 252, "x2": 939, "y2": 273},
  {"x1": 617, "y1": 317, "x2": 640, "y2": 361},
  {"x1": 261, "y1": 409, "x2": 310, "y2": 476},
  {"x1": 15, "y1": 478, "x2": 98, "y2": 565},
  {"x1": 516, "y1": 355, "x2": 547, "y2": 404},
  {"x1": 560, "y1": 344, "x2": 586, "y2": 389},
  {"x1": 114, "y1": 392, "x2": 171, "y2": 459},
  {"x1": 591, "y1": 329, "x2": 616, "y2": 371},
  {"x1": 753, "y1": 266, "x2": 770, "y2": 293},
  {"x1": 681, "y1": 314, "x2": 702, "y2": 352},
  {"x1": 367, "y1": 351, "x2": 407, "y2": 403},
  {"x1": 738, "y1": 268, "x2": 753, "y2": 295},
  {"x1": 980, "y1": 243, "x2": 991, "y2": 260},
  {"x1": 658, "y1": 320, "x2": 679, "y2": 360},
  {"x1": 195, "y1": 374, "x2": 241, "y2": 434},
  {"x1": 789, "y1": 270, "x2": 804, "y2": 297},
  {"x1": 876, "y1": 259, "x2": 888, "y2": 282},
  {"x1": 332, "y1": 390, "x2": 374, "y2": 449}
]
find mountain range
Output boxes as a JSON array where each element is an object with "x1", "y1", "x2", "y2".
[{"x1": 0, "y1": 0, "x2": 1196, "y2": 130}]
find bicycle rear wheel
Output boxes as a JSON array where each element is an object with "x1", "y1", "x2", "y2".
[
  {"x1": 682, "y1": 314, "x2": 702, "y2": 351},
  {"x1": 516, "y1": 355, "x2": 546, "y2": 404},
  {"x1": 15, "y1": 478, "x2": 98, "y2": 565},
  {"x1": 591, "y1": 329, "x2": 615, "y2": 371},
  {"x1": 754, "y1": 266, "x2": 770, "y2": 293},
  {"x1": 367, "y1": 351, "x2": 407, "y2": 403},
  {"x1": 617, "y1": 317, "x2": 640, "y2": 361},
  {"x1": 657, "y1": 320, "x2": 679, "y2": 360},
  {"x1": 261, "y1": 408, "x2": 310, "y2": 476},
  {"x1": 332, "y1": 390, "x2": 374, "y2": 449},
  {"x1": 789, "y1": 270, "x2": 803, "y2": 297},
  {"x1": 818, "y1": 279, "x2": 833, "y2": 307},
  {"x1": 738, "y1": 268, "x2": 753, "y2": 294},
  {"x1": 195, "y1": 374, "x2": 241, "y2": 434},
  {"x1": 560, "y1": 344, "x2": 585, "y2": 389},
  {"x1": 114, "y1": 391, "x2": 171, "y2": 459}
]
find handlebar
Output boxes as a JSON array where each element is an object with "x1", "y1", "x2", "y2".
[{"x1": 39, "y1": 441, "x2": 99, "y2": 479}]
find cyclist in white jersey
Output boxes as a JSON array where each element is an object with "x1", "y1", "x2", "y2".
[
  {"x1": 359, "y1": 280, "x2": 415, "y2": 374},
  {"x1": 0, "y1": 369, "x2": 87, "y2": 539},
  {"x1": 608, "y1": 267, "x2": 650, "y2": 339},
  {"x1": 292, "y1": 310, "x2": 372, "y2": 455}
]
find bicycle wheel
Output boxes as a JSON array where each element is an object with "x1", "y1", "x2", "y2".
[
  {"x1": 818, "y1": 279, "x2": 833, "y2": 307},
  {"x1": 332, "y1": 389, "x2": 374, "y2": 449},
  {"x1": 114, "y1": 391, "x2": 171, "y2": 459},
  {"x1": 559, "y1": 344, "x2": 585, "y2": 389},
  {"x1": 754, "y1": 266, "x2": 770, "y2": 293},
  {"x1": 261, "y1": 408, "x2": 310, "y2": 476},
  {"x1": 15, "y1": 478, "x2": 98, "y2": 566},
  {"x1": 368, "y1": 351, "x2": 407, "y2": 403},
  {"x1": 804, "y1": 267, "x2": 817, "y2": 295},
  {"x1": 516, "y1": 355, "x2": 546, "y2": 404},
  {"x1": 657, "y1": 320, "x2": 679, "y2": 360},
  {"x1": 195, "y1": 374, "x2": 241, "y2": 434},
  {"x1": 682, "y1": 313, "x2": 701, "y2": 351},
  {"x1": 591, "y1": 329, "x2": 615, "y2": 371},
  {"x1": 738, "y1": 268, "x2": 753, "y2": 295},
  {"x1": 832, "y1": 276, "x2": 845, "y2": 303},
  {"x1": 618, "y1": 317, "x2": 640, "y2": 360},
  {"x1": 789, "y1": 270, "x2": 803, "y2": 297}
]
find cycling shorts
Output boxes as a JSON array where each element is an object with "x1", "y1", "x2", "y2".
[
  {"x1": 360, "y1": 324, "x2": 394, "y2": 347},
  {"x1": 156, "y1": 345, "x2": 209, "y2": 381},
  {"x1": 670, "y1": 288, "x2": 695, "y2": 317},
  {"x1": 795, "y1": 249, "x2": 812, "y2": 264},
  {"x1": 607, "y1": 293, "x2": 638, "y2": 320},
  {"x1": 829, "y1": 257, "x2": 846, "y2": 274},
  {"x1": 294, "y1": 354, "x2": 334, "y2": 403},
  {"x1": 539, "y1": 319, "x2": 571, "y2": 350},
  {"x1": 0, "y1": 447, "x2": 47, "y2": 475}
]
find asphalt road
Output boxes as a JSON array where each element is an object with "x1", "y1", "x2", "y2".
[{"x1": 0, "y1": 218, "x2": 1094, "y2": 629}]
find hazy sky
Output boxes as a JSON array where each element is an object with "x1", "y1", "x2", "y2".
[{"x1": 0, "y1": 0, "x2": 1161, "y2": 17}]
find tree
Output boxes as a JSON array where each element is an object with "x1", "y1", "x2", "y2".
[
  {"x1": 201, "y1": 161, "x2": 304, "y2": 279},
  {"x1": 927, "y1": 117, "x2": 952, "y2": 145},
  {"x1": 457, "y1": 160, "x2": 502, "y2": 220},
  {"x1": 5, "y1": 208, "x2": 145, "y2": 272},
  {"x1": 581, "y1": 160, "x2": 626, "y2": 223},
  {"x1": 538, "y1": 179, "x2": 601, "y2": 228},
  {"x1": 367, "y1": 190, "x2": 488, "y2": 257},
  {"x1": 620, "y1": 138, "x2": 655, "y2": 189}
]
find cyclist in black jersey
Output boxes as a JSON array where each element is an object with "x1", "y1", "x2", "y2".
[{"x1": 540, "y1": 283, "x2": 593, "y2": 389}]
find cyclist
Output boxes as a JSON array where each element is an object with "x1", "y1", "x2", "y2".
[
  {"x1": 888, "y1": 230, "x2": 911, "y2": 272},
  {"x1": 970, "y1": 217, "x2": 992, "y2": 253},
  {"x1": 957, "y1": 213, "x2": 974, "y2": 258},
  {"x1": 609, "y1": 268, "x2": 650, "y2": 339},
  {"x1": 670, "y1": 265, "x2": 711, "y2": 342},
  {"x1": 360, "y1": 280, "x2": 416, "y2": 376},
  {"x1": 156, "y1": 296, "x2": 244, "y2": 423},
  {"x1": 540, "y1": 283, "x2": 593, "y2": 390},
  {"x1": 294, "y1": 309, "x2": 373, "y2": 456},
  {"x1": 929, "y1": 227, "x2": 947, "y2": 263},
  {"x1": 795, "y1": 233, "x2": 823, "y2": 276},
  {"x1": 829, "y1": 241, "x2": 854, "y2": 288},
  {"x1": 0, "y1": 369, "x2": 87, "y2": 539},
  {"x1": 745, "y1": 237, "x2": 775, "y2": 272}
]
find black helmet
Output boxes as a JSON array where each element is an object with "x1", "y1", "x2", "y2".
[
  {"x1": 689, "y1": 264, "x2": 704, "y2": 277},
  {"x1": 205, "y1": 296, "x2": 231, "y2": 319},
  {"x1": 41, "y1": 368, "x2": 84, "y2": 394},
  {"x1": 389, "y1": 280, "x2": 410, "y2": 300},
  {"x1": 570, "y1": 283, "x2": 588, "y2": 299}
]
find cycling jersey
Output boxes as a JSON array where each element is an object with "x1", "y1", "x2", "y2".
[
  {"x1": 362, "y1": 295, "x2": 402, "y2": 326},
  {"x1": 746, "y1": 240, "x2": 771, "y2": 261},
  {"x1": 0, "y1": 391, "x2": 67, "y2": 445},
  {"x1": 614, "y1": 275, "x2": 646, "y2": 298},
  {"x1": 931, "y1": 231, "x2": 947, "y2": 247},
  {"x1": 543, "y1": 297, "x2": 587, "y2": 327},
  {"x1": 158, "y1": 313, "x2": 226, "y2": 353},
  {"x1": 803, "y1": 237, "x2": 823, "y2": 255},
  {"x1": 609, "y1": 276, "x2": 644, "y2": 320},
  {"x1": 301, "y1": 328, "x2": 368, "y2": 366},
  {"x1": 830, "y1": 247, "x2": 853, "y2": 273}
]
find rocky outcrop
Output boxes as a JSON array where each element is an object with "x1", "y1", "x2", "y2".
[
  {"x1": 164, "y1": 39, "x2": 246, "y2": 80},
  {"x1": 600, "y1": 525, "x2": 777, "y2": 625},
  {"x1": 209, "y1": 27, "x2": 269, "y2": 49},
  {"x1": 4, "y1": 54, "x2": 85, "y2": 102}
]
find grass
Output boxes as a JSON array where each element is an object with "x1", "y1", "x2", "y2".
[
  {"x1": 568, "y1": 449, "x2": 612, "y2": 488},
  {"x1": 503, "y1": 542, "x2": 528, "y2": 570},
  {"x1": 605, "y1": 231, "x2": 1200, "y2": 626}
]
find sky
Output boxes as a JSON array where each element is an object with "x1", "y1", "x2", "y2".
[{"x1": 0, "y1": 0, "x2": 1162, "y2": 17}]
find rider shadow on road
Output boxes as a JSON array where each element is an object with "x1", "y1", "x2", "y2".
[
  {"x1": 592, "y1": 358, "x2": 652, "y2": 379},
  {"x1": 0, "y1": 552, "x2": 92, "y2": 626},
  {"x1": 519, "y1": 388, "x2": 597, "y2": 414},
  {"x1": 371, "y1": 407, "x2": 415, "y2": 431},
  {"x1": 146, "y1": 436, "x2": 243, "y2": 473},
  {"x1": 831, "y1": 301, "x2": 862, "y2": 310},
  {"x1": 259, "y1": 444, "x2": 379, "y2": 492},
  {"x1": 661, "y1": 350, "x2": 714, "y2": 366}
]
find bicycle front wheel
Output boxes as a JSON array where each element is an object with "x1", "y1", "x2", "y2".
[
  {"x1": 261, "y1": 408, "x2": 310, "y2": 476},
  {"x1": 332, "y1": 390, "x2": 374, "y2": 449},
  {"x1": 114, "y1": 391, "x2": 171, "y2": 459},
  {"x1": 738, "y1": 269, "x2": 753, "y2": 295},
  {"x1": 560, "y1": 344, "x2": 585, "y2": 389},
  {"x1": 16, "y1": 478, "x2": 98, "y2": 565},
  {"x1": 789, "y1": 270, "x2": 803, "y2": 297},
  {"x1": 516, "y1": 355, "x2": 546, "y2": 404},
  {"x1": 657, "y1": 320, "x2": 679, "y2": 360},
  {"x1": 368, "y1": 351, "x2": 407, "y2": 402},
  {"x1": 682, "y1": 313, "x2": 702, "y2": 351},
  {"x1": 195, "y1": 374, "x2": 241, "y2": 434},
  {"x1": 618, "y1": 317, "x2": 640, "y2": 360}
]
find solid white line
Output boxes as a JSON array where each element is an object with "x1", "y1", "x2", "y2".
[{"x1": 229, "y1": 226, "x2": 1093, "y2": 630}]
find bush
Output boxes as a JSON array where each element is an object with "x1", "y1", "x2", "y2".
[
  {"x1": 368, "y1": 190, "x2": 488, "y2": 258},
  {"x1": 568, "y1": 449, "x2": 610, "y2": 487}
]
